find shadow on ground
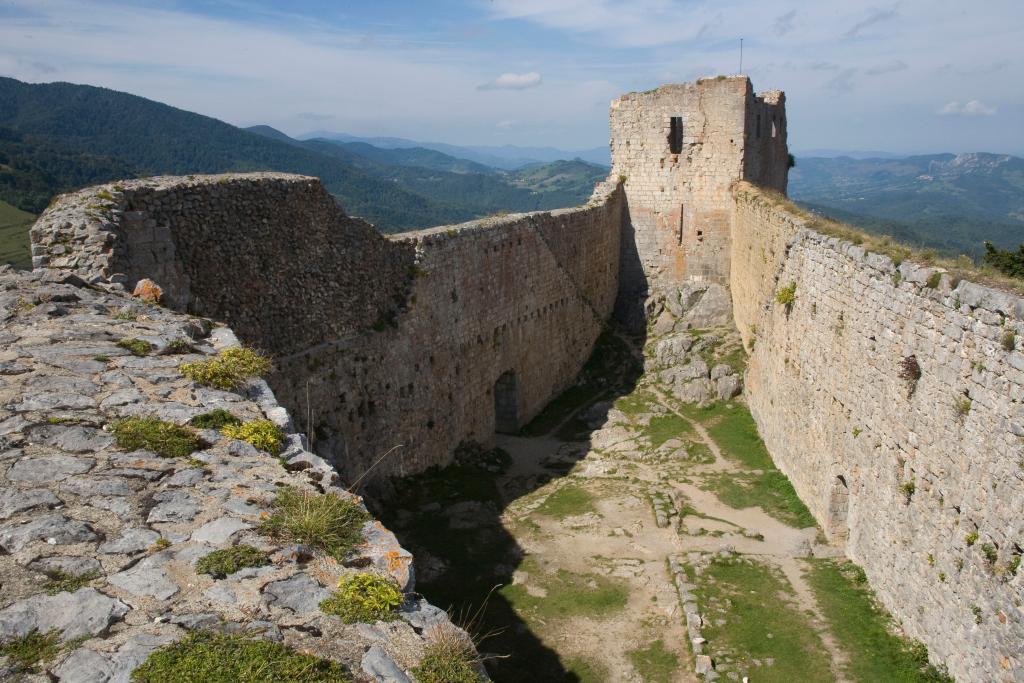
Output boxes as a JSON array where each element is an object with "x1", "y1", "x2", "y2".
[{"x1": 367, "y1": 324, "x2": 645, "y2": 682}]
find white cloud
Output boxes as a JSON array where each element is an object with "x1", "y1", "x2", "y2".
[
  {"x1": 939, "y1": 100, "x2": 997, "y2": 116},
  {"x1": 478, "y1": 72, "x2": 542, "y2": 90}
]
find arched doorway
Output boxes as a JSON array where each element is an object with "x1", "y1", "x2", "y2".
[{"x1": 494, "y1": 371, "x2": 519, "y2": 434}]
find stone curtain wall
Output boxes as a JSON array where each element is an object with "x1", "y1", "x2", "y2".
[
  {"x1": 31, "y1": 173, "x2": 416, "y2": 357},
  {"x1": 271, "y1": 184, "x2": 624, "y2": 482},
  {"x1": 731, "y1": 182, "x2": 1024, "y2": 682},
  {"x1": 609, "y1": 76, "x2": 788, "y2": 308},
  {"x1": 31, "y1": 174, "x2": 624, "y2": 484}
]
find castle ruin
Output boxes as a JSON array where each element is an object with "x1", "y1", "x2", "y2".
[{"x1": 20, "y1": 75, "x2": 1024, "y2": 681}]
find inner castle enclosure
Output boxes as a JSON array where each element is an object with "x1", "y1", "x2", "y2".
[{"x1": 25, "y1": 75, "x2": 1024, "y2": 680}]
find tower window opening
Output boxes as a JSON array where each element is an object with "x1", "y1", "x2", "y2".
[
  {"x1": 772, "y1": 118, "x2": 778, "y2": 138},
  {"x1": 668, "y1": 116, "x2": 683, "y2": 154}
]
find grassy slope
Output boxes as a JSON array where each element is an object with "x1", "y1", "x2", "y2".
[
  {"x1": 0, "y1": 199, "x2": 34, "y2": 268},
  {"x1": 804, "y1": 559, "x2": 953, "y2": 682},
  {"x1": 693, "y1": 555, "x2": 833, "y2": 682}
]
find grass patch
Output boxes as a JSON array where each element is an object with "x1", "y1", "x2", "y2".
[
  {"x1": 0, "y1": 629, "x2": 61, "y2": 673},
  {"x1": 43, "y1": 569, "x2": 99, "y2": 594},
  {"x1": 111, "y1": 416, "x2": 202, "y2": 458},
  {"x1": 805, "y1": 559, "x2": 953, "y2": 682},
  {"x1": 195, "y1": 545, "x2": 269, "y2": 579},
  {"x1": 130, "y1": 631, "x2": 351, "y2": 682},
  {"x1": 412, "y1": 625, "x2": 486, "y2": 683},
  {"x1": 702, "y1": 470, "x2": 816, "y2": 528},
  {"x1": 642, "y1": 413, "x2": 693, "y2": 448},
  {"x1": 679, "y1": 402, "x2": 815, "y2": 526},
  {"x1": 694, "y1": 554, "x2": 832, "y2": 682},
  {"x1": 221, "y1": 419, "x2": 285, "y2": 456},
  {"x1": 259, "y1": 486, "x2": 369, "y2": 560},
  {"x1": 166, "y1": 338, "x2": 195, "y2": 354},
  {"x1": 191, "y1": 408, "x2": 242, "y2": 430},
  {"x1": 0, "y1": 198, "x2": 35, "y2": 269},
  {"x1": 565, "y1": 656, "x2": 609, "y2": 683},
  {"x1": 534, "y1": 484, "x2": 595, "y2": 518},
  {"x1": 180, "y1": 347, "x2": 270, "y2": 390},
  {"x1": 627, "y1": 640, "x2": 679, "y2": 683},
  {"x1": 613, "y1": 389, "x2": 658, "y2": 418},
  {"x1": 501, "y1": 560, "x2": 628, "y2": 620},
  {"x1": 117, "y1": 338, "x2": 154, "y2": 356},
  {"x1": 319, "y1": 573, "x2": 404, "y2": 623}
]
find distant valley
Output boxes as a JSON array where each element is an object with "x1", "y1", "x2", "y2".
[
  {"x1": 0, "y1": 77, "x2": 608, "y2": 267},
  {"x1": 4, "y1": 75, "x2": 1024, "y2": 269},
  {"x1": 789, "y1": 152, "x2": 1024, "y2": 258}
]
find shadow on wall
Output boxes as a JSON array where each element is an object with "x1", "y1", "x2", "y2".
[
  {"x1": 613, "y1": 192, "x2": 649, "y2": 334},
  {"x1": 366, "y1": 324, "x2": 647, "y2": 682}
]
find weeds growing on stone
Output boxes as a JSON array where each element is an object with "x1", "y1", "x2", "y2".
[
  {"x1": 111, "y1": 416, "x2": 202, "y2": 458},
  {"x1": 195, "y1": 545, "x2": 270, "y2": 579},
  {"x1": 898, "y1": 355, "x2": 922, "y2": 396},
  {"x1": 980, "y1": 543, "x2": 998, "y2": 565},
  {"x1": 191, "y1": 408, "x2": 242, "y2": 430},
  {"x1": 411, "y1": 623, "x2": 487, "y2": 683},
  {"x1": 953, "y1": 396, "x2": 972, "y2": 418},
  {"x1": 222, "y1": 419, "x2": 285, "y2": 456},
  {"x1": 805, "y1": 559, "x2": 953, "y2": 682},
  {"x1": 180, "y1": 347, "x2": 270, "y2": 390},
  {"x1": 166, "y1": 338, "x2": 195, "y2": 354},
  {"x1": 775, "y1": 281, "x2": 797, "y2": 308},
  {"x1": 130, "y1": 631, "x2": 351, "y2": 682},
  {"x1": 259, "y1": 486, "x2": 369, "y2": 560},
  {"x1": 43, "y1": 569, "x2": 99, "y2": 594},
  {"x1": 964, "y1": 531, "x2": 978, "y2": 546},
  {"x1": 319, "y1": 573, "x2": 404, "y2": 623},
  {"x1": 117, "y1": 338, "x2": 154, "y2": 356},
  {"x1": 0, "y1": 629, "x2": 62, "y2": 674},
  {"x1": 1002, "y1": 330, "x2": 1016, "y2": 351},
  {"x1": 627, "y1": 640, "x2": 679, "y2": 683}
]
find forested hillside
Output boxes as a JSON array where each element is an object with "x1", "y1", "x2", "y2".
[{"x1": 0, "y1": 78, "x2": 608, "y2": 245}]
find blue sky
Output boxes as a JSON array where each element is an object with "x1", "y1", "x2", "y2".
[{"x1": 1, "y1": 0, "x2": 1022, "y2": 154}]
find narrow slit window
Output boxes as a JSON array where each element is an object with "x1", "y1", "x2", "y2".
[
  {"x1": 668, "y1": 116, "x2": 683, "y2": 154},
  {"x1": 772, "y1": 118, "x2": 777, "y2": 138}
]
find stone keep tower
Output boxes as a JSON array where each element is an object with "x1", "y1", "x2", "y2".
[{"x1": 610, "y1": 76, "x2": 789, "y2": 311}]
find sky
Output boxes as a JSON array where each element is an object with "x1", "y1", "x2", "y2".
[{"x1": 0, "y1": 0, "x2": 1022, "y2": 155}]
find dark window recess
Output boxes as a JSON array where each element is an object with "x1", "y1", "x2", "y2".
[{"x1": 668, "y1": 116, "x2": 683, "y2": 153}]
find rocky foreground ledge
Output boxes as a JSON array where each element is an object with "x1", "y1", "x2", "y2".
[{"x1": 0, "y1": 265, "x2": 480, "y2": 682}]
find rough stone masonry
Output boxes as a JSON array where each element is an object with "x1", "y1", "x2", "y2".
[{"x1": 23, "y1": 75, "x2": 1024, "y2": 681}]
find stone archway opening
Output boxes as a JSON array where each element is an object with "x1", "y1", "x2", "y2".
[{"x1": 494, "y1": 370, "x2": 519, "y2": 434}]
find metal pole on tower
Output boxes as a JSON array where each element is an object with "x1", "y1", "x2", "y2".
[{"x1": 740, "y1": 38, "x2": 744, "y2": 75}]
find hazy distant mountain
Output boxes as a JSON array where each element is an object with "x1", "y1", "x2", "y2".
[
  {"x1": 792, "y1": 148, "x2": 907, "y2": 160},
  {"x1": 790, "y1": 152, "x2": 1024, "y2": 257},
  {"x1": 0, "y1": 78, "x2": 611, "y2": 265},
  {"x1": 301, "y1": 131, "x2": 610, "y2": 169}
]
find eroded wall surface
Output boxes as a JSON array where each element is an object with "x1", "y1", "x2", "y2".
[
  {"x1": 732, "y1": 182, "x2": 1024, "y2": 682},
  {"x1": 31, "y1": 174, "x2": 623, "y2": 483}
]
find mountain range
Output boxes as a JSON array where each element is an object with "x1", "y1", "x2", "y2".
[
  {"x1": 2, "y1": 75, "x2": 1023, "y2": 269},
  {"x1": 297, "y1": 131, "x2": 610, "y2": 169},
  {"x1": 789, "y1": 153, "x2": 1024, "y2": 257},
  {"x1": 0, "y1": 77, "x2": 609, "y2": 267}
]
